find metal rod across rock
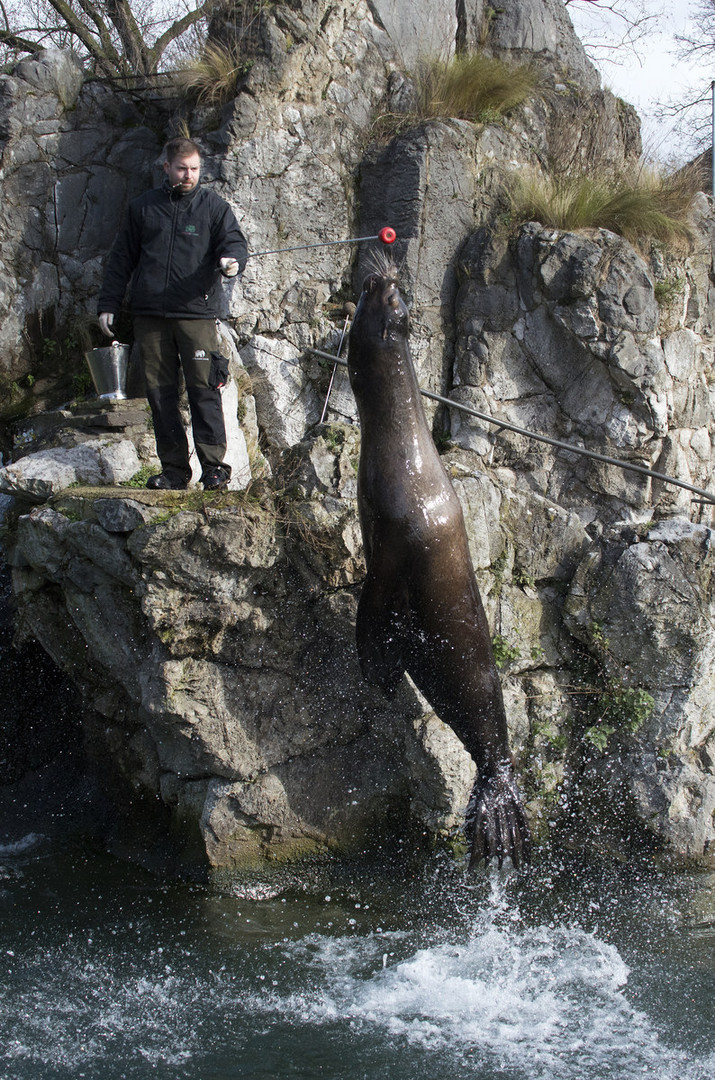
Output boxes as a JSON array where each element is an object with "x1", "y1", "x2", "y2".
[{"x1": 310, "y1": 347, "x2": 715, "y2": 506}]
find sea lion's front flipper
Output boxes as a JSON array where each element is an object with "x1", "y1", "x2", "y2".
[
  {"x1": 356, "y1": 562, "x2": 409, "y2": 698},
  {"x1": 466, "y1": 762, "x2": 531, "y2": 871}
]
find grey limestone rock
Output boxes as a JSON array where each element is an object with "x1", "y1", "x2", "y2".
[
  {"x1": 239, "y1": 335, "x2": 322, "y2": 451},
  {"x1": 563, "y1": 518, "x2": 715, "y2": 859},
  {"x1": 13, "y1": 49, "x2": 83, "y2": 107},
  {"x1": 9, "y1": 480, "x2": 465, "y2": 869},
  {"x1": 0, "y1": 440, "x2": 142, "y2": 502},
  {"x1": 452, "y1": 221, "x2": 715, "y2": 529},
  {"x1": 93, "y1": 498, "x2": 170, "y2": 533},
  {"x1": 370, "y1": 0, "x2": 458, "y2": 68},
  {"x1": 460, "y1": 0, "x2": 600, "y2": 92}
]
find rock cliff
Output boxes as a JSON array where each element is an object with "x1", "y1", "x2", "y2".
[{"x1": 1, "y1": 1, "x2": 714, "y2": 874}]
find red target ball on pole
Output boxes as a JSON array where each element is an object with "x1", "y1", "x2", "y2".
[{"x1": 378, "y1": 227, "x2": 396, "y2": 245}]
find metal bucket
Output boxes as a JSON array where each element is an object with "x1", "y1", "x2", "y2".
[{"x1": 85, "y1": 342, "x2": 130, "y2": 400}]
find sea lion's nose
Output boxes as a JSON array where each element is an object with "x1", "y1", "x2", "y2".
[{"x1": 384, "y1": 281, "x2": 400, "y2": 308}]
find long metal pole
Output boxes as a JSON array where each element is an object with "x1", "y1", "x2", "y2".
[
  {"x1": 247, "y1": 232, "x2": 392, "y2": 258},
  {"x1": 711, "y1": 81, "x2": 715, "y2": 198},
  {"x1": 310, "y1": 348, "x2": 715, "y2": 505}
]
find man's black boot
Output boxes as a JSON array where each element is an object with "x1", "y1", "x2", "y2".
[
  {"x1": 146, "y1": 472, "x2": 188, "y2": 491},
  {"x1": 201, "y1": 466, "x2": 230, "y2": 491}
]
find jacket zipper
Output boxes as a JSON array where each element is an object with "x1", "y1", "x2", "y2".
[{"x1": 163, "y1": 190, "x2": 179, "y2": 317}]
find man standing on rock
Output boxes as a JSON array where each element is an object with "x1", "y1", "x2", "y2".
[{"x1": 97, "y1": 137, "x2": 248, "y2": 491}]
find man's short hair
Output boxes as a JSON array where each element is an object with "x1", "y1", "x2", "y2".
[{"x1": 164, "y1": 137, "x2": 202, "y2": 163}]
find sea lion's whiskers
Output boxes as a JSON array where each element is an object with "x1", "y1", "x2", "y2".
[{"x1": 365, "y1": 249, "x2": 402, "y2": 279}]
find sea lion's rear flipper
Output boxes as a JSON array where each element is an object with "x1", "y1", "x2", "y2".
[
  {"x1": 466, "y1": 763, "x2": 531, "y2": 871},
  {"x1": 356, "y1": 564, "x2": 409, "y2": 698}
]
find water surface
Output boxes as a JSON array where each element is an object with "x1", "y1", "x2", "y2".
[{"x1": 1, "y1": 834, "x2": 713, "y2": 1079}]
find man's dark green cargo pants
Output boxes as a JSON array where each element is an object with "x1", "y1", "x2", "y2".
[{"x1": 135, "y1": 316, "x2": 230, "y2": 484}]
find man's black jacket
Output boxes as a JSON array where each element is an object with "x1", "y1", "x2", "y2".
[{"x1": 98, "y1": 179, "x2": 248, "y2": 319}]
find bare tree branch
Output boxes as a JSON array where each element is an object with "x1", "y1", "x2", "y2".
[
  {"x1": 675, "y1": 0, "x2": 715, "y2": 57},
  {"x1": 649, "y1": 1, "x2": 715, "y2": 156},
  {"x1": 0, "y1": 28, "x2": 45, "y2": 52},
  {"x1": 39, "y1": 0, "x2": 130, "y2": 72},
  {"x1": 150, "y1": 1, "x2": 215, "y2": 70},
  {"x1": 0, "y1": 0, "x2": 226, "y2": 77},
  {"x1": 74, "y1": 0, "x2": 121, "y2": 61},
  {"x1": 104, "y1": 0, "x2": 152, "y2": 71},
  {"x1": 565, "y1": 0, "x2": 663, "y2": 65}
]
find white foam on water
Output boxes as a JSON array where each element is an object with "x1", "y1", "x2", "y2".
[
  {"x1": 252, "y1": 917, "x2": 713, "y2": 1080},
  {"x1": 228, "y1": 881, "x2": 285, "y2": 901},
  {"x1": 1, "y1": 899, "x2": 713, "y2": 1079}
]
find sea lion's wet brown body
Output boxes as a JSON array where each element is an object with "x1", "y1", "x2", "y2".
[{"x1": 348, "y1": 271, "x2": 529, "y2": 868}]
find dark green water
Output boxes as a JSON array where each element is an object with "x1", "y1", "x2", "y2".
[{"x1": 1, "y1": 834, "x2": 713, "y2": 1080}]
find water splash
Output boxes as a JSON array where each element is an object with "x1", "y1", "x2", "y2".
[
  {"x1": 0, "y1": 833, "x2": 44, "y2": 856},
  {"x1": 250, "y1": 904, "x2": 708, "y2": 1080},
  {"x1": 2, "y1": 945, "x2": 201, "y2": 1074},
  {"x1": 1, "y1": 850, "x2": 713, "y2": 1079}
]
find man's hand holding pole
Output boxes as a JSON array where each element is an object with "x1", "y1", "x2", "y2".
[{"x1": 219, "y1": 257, "x2": 239, "y2": 278}]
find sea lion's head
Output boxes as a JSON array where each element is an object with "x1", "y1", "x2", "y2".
[
  {"x1": 347, "y1": 265, "x2": 419, "y2": 405},
  {"x1": 354, "y1": 268, "x2": 409, "y2": 345}
]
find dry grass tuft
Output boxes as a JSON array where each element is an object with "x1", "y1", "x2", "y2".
[
  {"x1": 176, "y1": 39, "x2": 250, "y2": 106},
  {"x1": 415, "y1": 52, "x2": 539, "y2": 122},
  {"x1": 368, "y1": 51, "x2": 538, "y2": 146},
  {"x1": 508, "y1": 166, "x2": 700, "y2": 247}
]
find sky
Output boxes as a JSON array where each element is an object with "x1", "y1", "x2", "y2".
[{"x1": 567, "y1": 0, "x2": 710, "y2": 162}]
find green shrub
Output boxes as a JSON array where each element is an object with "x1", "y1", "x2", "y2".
[
  {"x1": 491, "y1": 633, "x2": 521, "y2": 669},
  {"x1": 72, "y1": 371, "x2": 93, "y2": 399},
  {"x1": 653, "y1": 274, "x2": 683, "y2": 306},
  {"x1": 120, "y1": 464, "x2": 154, "y2": 488},
  {"x1": 582, "y1": 683, "x2": 654, "y2": 752}
]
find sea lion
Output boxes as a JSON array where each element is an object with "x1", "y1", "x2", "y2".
[{"x1": 348, "y1": 267, "x2": 529, "y2": 868}]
